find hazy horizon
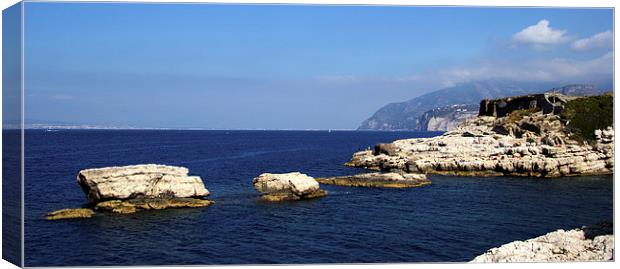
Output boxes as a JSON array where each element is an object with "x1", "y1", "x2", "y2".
[{"x1": 22, "y1": 3, "x2": 613, "y2": 129}]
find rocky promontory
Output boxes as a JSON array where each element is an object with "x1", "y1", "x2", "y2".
[
  {"x1": 252, "y1": 172, "x2": 327, "y2": 202},
  {"x1": 48, "y1": 164, "x2": 213, "y2": 219},
  {"x1": 347, "y1": 93, "x2": 614, "y2": 178},
  {"x1": 471, "y1": 223, "x2": 614, "y2": 262},
  {"x1": 316, "y1": 172, "x2": 430, "y2": 188}
]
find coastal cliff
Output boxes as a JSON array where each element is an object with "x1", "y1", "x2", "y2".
[
  {"x1": 418, "y1": 104, "x2": 479, "y2": 131},
  {"x1": 347, "y1": 93, "x2": 614, "y2": 177}
]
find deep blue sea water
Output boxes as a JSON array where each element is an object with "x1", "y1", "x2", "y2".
[{"x1": 23, "y1": 130, "x2": 613, "y2": 266}]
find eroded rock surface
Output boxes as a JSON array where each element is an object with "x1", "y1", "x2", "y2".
[
  {"x1": 77, "y1": 164, "x2": 210, "y2": 203},
  {"x1": 471, "y1": 224, "x2": 614, "y2": 262},
  {"x1": 317, "y1": 172, "x2": 430, "y2": 188},
  {"x1": 252, "y1": 172, "x2": 327, "y2": 202}
]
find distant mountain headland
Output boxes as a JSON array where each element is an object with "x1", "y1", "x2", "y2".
[{"x1": 358, "y1": 81, "x2": 610, "y2": 132}]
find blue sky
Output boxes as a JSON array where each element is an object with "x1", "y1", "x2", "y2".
[{"x1": 23, "y1": 3, "x2": 613, "y2": 129}]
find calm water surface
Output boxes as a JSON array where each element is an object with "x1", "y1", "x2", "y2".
[{"x1": 24, "y1": 130, "x2": 613, "y2": 266}]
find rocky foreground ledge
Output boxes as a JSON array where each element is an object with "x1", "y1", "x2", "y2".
[
  {"x1": 47, "y1": 164, "x2": 213, "y2": 220},
  {"x1": 471, "y1": 223, "x2": 614, "y2": 262},
  {"x1": 347, "y1": 94, "x2": 614, "y2": 178},
  {"x1": 252, "y1": 172, "x2": 327, "y2": 202}
]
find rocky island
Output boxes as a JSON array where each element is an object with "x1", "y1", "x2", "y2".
[
  {"x1": 347, "y1": 93, "x2": 614, "y2": 178},
  {"x1": 47, "y1": 164, "x2": 213, "y2": 220},
  {"x1": 252, "y1": 172, "x2": 328, "y2": 202}
]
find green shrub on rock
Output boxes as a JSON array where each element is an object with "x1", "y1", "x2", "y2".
[{"x1": 561, "y1": 94, "x2": 613, "y2": 141}]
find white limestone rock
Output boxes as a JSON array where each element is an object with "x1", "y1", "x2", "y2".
[
  {"x1": 77, "y1": 164, "x2": 210, "y2": 203},
  {"x1": 252, "y1": 172, "x2": 320, "y2": 196}
]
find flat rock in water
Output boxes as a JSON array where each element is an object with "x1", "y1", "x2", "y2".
[
  {"x1": 252, "y1": 172, "x2": 327, "y2": 202},
  {"x1": 46, "y1": 208, "x2": 95, "y2": 220},
  {"x1": 316, "y1": 172, "x2": 431, "y2": 188},
  {"x1": 77, "y1": 164, "x2": 210, "y2": 203}
]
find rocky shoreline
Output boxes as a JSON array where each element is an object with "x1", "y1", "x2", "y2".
[{"x1": 346, "y1": 93, "x2": 614, "y2": 178}]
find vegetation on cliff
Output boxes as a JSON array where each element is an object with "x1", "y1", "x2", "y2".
[
  {"x1": 561, "y1": 94, "x2": 613, "y2": 142},
  {"x1": 505, "y1": 108, "x2": 539, "y2": 124}
]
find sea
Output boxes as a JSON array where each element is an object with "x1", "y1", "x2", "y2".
[{"x1": 22, "y1": 130, "x2": 613, "y2": 266}]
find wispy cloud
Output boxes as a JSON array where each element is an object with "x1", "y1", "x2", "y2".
[
  {"x1": 318, "y1": 52, "x2": 613, "y2": 91},
  {"x1": 512, "y1": 20, "x2": 569, "y2": 47},
  {"x1": 572, "y1": 30, "x2": 613, "y2": 50},
  {"x1": 52, "y1": 94, "x2": 75, "y2": 100},
  {"x1": 315, "y1": 75, "x2": 361, "y2": 83},
  {"x1": 435, "y1": 52, "x2": 612, "y2": 85}
]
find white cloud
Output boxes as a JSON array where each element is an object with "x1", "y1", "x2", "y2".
[
  {"x1": 572, "y1": 30, "x2": 613, "y2": 50},
  {"x1": 512, "y1": 19, "x2": 569, "y2": 45}
]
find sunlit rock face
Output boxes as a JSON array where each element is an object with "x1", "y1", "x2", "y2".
[{"x1": 77, "y1": 164, "x2": 210, "y2": 203}]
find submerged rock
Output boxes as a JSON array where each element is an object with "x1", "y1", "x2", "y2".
[
  {"x1": 471, "y1": 224, "x2": 614, "y2": 262},
  {"x1": 77, "y1": 164, "x2": 210, "y2": 203},
  {"x1": 316, "y1": 172, "x2": 430, "y2": 188},
  {"x1": 46, "y1": 208, "x2": 95, "y2": 220},
  {"x1": 95, "y1": 197, "x2": 214, "y2": 214},
  {"x1": 252, "y1": 172, "x2": 327, "y2": 202}
]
